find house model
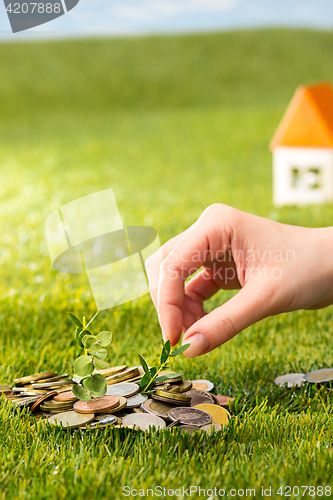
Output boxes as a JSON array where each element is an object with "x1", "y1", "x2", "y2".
[{"x1": 270, "y1": 81, "x2": 333, "y2": 206}]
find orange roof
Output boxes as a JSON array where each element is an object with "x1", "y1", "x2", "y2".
[{"x1": 270, "y1": 81, "x2": 333, "y2": 149}]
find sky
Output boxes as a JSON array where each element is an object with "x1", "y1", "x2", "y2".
[{"x1": 0, "y1": 0, "x2": 332, "y2": 39}]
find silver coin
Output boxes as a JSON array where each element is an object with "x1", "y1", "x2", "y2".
[
  {"x1": 90, "y1": 416, "x2": 117, "y2": 427},
  {"x1": 106, "y1": 383, "x2": 140, "y2": 398},
  {"x1": 304, "y1": 368, "x2": 333, "y2": 384},
  {"x1": 122, "y1": 413, "x2": 166, "y2": 431},
  {"x1": 200, "y1": 423, "x2": 222, "y2": 434},
  {"x1": 125, "y1": 393, "x2": 148, "y2": 408},
  {"x1": 274, "y1": 373, "x2": 305, "y2": 388},
  {"x1": 168, "y1": 407, "x2": 212, "y2": 426},
  {"x1": 190, "y1": 380, "x2": 214, "y2": 392}
]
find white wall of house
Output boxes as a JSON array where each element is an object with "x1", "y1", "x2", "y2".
[{"x1": 273, "y1": 146, "x2": 333, "y2": 206}]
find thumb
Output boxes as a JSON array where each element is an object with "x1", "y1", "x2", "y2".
[{"x1": 182, "y1": 281, "x2": 272, "y2": 358}]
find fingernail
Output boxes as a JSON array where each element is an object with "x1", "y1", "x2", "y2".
[
  {"x1": 161, "y1": 328, "x2": 168, "y2": 342},
  {"x1": 183, "y1": 334, "x2": 210, "y2": 358}
]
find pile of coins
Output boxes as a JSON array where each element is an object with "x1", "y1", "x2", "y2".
[
  {"x1": 0, "y1": 365, "x2": 234, "y2": 434},
  {"x1": 274, "y1": 368, "x2": 333, "y2": 388}
]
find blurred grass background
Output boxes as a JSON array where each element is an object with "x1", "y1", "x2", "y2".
[{"x1": 1, "y1": 28, "x2": 333, "y2": 499}]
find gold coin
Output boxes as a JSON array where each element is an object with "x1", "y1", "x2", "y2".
[
  {"x1": 155, "y1": 390, "x2": 191, "y2": 403},
  {"x1": 106, "y1": 367, "x2": 140, "y2": 385},
  {"x1": 133, "y1": 407, "x2": 144, "y2": 413},
  {"x1": 166, "y1": 381, "x2": 193, "y2": 393},
  {"x1": 0, "y1": 384, "x2": 11, "y2": 393},
  {"x1": 193, "y1": 404, "x2": 230, "y2": 425},
  {"x1": 96, "y1": 365, "x2": 127, "y2": 378},
  {"x1": 14, "y1": 372, "x2": 58, "y2": 385},
  {"x1": 47, "y1": 411, "x2": 94, "y2": 429},
  {"x1": 36, "y1": 374, "x2": 69, "y2": 384}
]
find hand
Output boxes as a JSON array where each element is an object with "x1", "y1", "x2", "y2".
[{"x1": 145, "y1": 204, "x2": 333, "y2": 358}]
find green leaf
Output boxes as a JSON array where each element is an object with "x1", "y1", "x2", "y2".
[
  {"x1": 83, "y1": 374, "x2": 107, "y2": 396},
  {"x1": 161, "y1": 340, "x2": 171, "y2": 364},
  {"x1": 93, "y1": 359, "x2": 110, "y2": 370},
  {"x1": 150, "y1": 367, "x2": 157, "y2": 378},
  {"x1": 138, "y1": 354, "x2": 150, "y2": 378},
  {"x1": 139, "y1": 372, "x2": 150, "y2": 390},
  {"x1": 72, "y1": 384, "x2": 91, "y2": 401},
  {"x1": 87, "y1": 342, "x2": 103, "y2": 352},
  {"x1": 73, "y1": 355, "x2": 94, "y2": 377},
  {"x1": 154, "y1": 372, "x2": 183, "y2": 383},
  {"x1": 96, "y1": 331, "x2": 112, "y2": 347},
  {"x1": 171, "y1": 344, "x2": 191, "y2": 357},
  {"x1": 68, "y1": 313, "x2": 83, "y2": 328},
  {"x1": 90, "y1": 348, "x2": 108, "y2": 360},
  {"x1": 76, "y1": 328, "x2": 85, "y2": 349},
  {"x1": 82, "y1": 336, "x2": 96, "y2": 349}
]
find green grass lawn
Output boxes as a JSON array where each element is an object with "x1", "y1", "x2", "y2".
[{"x1": 1, "y1": 28, "x2": 333, "y2": 499}]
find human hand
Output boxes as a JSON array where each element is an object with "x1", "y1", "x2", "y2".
[{"x1": 145, "y1": 204, "x2": 333, "y2": 358}]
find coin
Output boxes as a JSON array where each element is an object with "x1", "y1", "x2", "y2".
[
  {"x1": 98, "y1": 396, "x2": 127, "y2": 413},
  {"x1": 178, "y1": 425, "x2": 201, "y2": 435},
  {"x1": 122, "y1": 413, "x2": 166, "y2": 431},
  {"x1": 213, "y1": 395, "x2": 234, "y2": 406},
  {"x1": 106, "y1": 367, "x2": 140, "y2": 385},
  {"x1": 304, "y1": 369, "x2": 333, "y2": 384},
  {"x1": 30, "y1": 391, "x2": 58, "y2": 414},
  {"x1": 155, "y1": 390, "x2": 191, "y2": 403},
  {"x1": 191, "y1": 380, "x2": 214, "y2": 392},
  {"x1": 274, "y1": 373, "x2": 305, "y2": 387},
  {"x1": 47, "y1": 411, "x2": 94, "y2": 429},
  {"x1": 165, "y1": 419, "x2": 181, "y2": 429},
  {"x1": 96, "y1": 365, "x2": 127, "y2": 378},
  {"x1": 168, "y1": 407, "x2": 212, "y2": 426},
  {"x1": 183, "y1": 389, "x2": 215, "y2": 406},
  {"x1": 90, "y1": 415, "x2": 118, "y2": 427},
  {"x1": 14, "y1": 372, "x2": 58, "y2": 385},
  {"x1": 54, "y1": 391, "x2": 78, "y2": 402},
  {"x1": 152, "y1": 395, "x2": 190, "y2": 406},
  {"x1": 133, "y1": 407, "x2": 144, "y2": 413},
  {"x1": 154, "y1": 371, "x2": 183, "y2": 386},
  {"x1": 36, "y1": 374, "x2": 69, "y2": 384},
  {"x1": 193, "y1": 404, "x2": 230, "y2": 425},
  {"x1": 126, "y1": 393, "x2": 148, "y2": 408},
  {"x1": 165, "y1": 381, "x2": 192, "y2": 393},
  {"x1": 42, "y1": 399, "x2": 74, "y2": 408},
  {"x1": 32, "y1": 380, "x2": 73, "y2": 389},
  {"x1": 200, "y1": 423, "x2": 222, "y2": 434},
  {"x1": 0, "y1": 384, "x2": 11, "y2": 394},
  {"x1": 141, "y1": 399, "x2": 174, "y2": 421},
  {"x1": 74, "y1": 395, "x2": 120, "y2": 414},
  {"x1": 15, "y1": 396, "x2": 41, "y2": 407},
  {"x1": 106, "y1": 383, "x2": 139, "y2": 398}
]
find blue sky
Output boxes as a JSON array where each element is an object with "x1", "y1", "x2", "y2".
[{"x1": 0, "y1": 0, "x2": 332, "y2": 39}]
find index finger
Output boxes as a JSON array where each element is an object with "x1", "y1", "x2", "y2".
[{"x1": 157, "y1": 205, "x2": 233, "y2": 346}]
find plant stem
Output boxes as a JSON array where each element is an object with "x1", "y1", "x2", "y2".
[
  {"x1": 83, "y1": 316, "x2": 88, "y2": 356},
  {"x1": 143, "y1": 357, "x2": 170, "y2": 392}
]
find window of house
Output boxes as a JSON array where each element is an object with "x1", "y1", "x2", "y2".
[
  {"x1": 304, "y1": 167, "x2": 321, "y2": 189},
  {"x1": 290, "y1": 167, "x2": 300, "y2": 188}
]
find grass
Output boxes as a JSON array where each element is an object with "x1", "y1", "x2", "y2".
[{"x1": 1, "y1": 28, "x2": 333, "y2": 499}]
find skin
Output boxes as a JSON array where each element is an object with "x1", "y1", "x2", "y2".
[{"x1": 145, "y1": 204, "x2": 333, "y2": 358}]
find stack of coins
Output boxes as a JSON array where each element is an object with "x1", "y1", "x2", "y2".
[{"x1": 1, "y1": 366, "x2": 234, "y2": 434}]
